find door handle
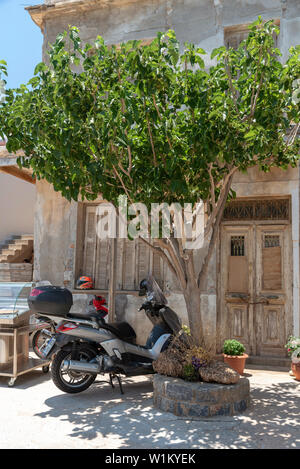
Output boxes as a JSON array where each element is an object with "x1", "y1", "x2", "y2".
[
  {"x1": 249, "y1": 297, "x2": 269, "y2": 305},
  {"x1": 229, "y1": 293, "x2": 249, "y2": 299},
  {"x1": 226, "y1": 293, "x2": 250, "y2": 304}
]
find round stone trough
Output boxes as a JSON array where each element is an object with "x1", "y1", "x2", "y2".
[{"x1": 153, "y1": 374, "x2": 250, "y2": 418}]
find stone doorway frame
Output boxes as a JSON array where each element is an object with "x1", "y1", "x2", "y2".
[{"x1": 216, "y1": 195, "x2": 299, "y2": 358}]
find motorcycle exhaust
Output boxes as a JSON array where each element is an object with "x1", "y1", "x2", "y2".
[
  {"x1": 62, "y1": 355, "x2": 116, "y2": 375},
  {"x1": 62, "y1": 360, "x2": 100, "y2": 374}
]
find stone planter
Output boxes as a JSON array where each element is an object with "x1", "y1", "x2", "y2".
[{"x1": 153, "y1": 374, "x2": 250, "y2": 418}]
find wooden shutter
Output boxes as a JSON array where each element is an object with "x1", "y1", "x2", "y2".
[
  {"x1": 82, "y1": 205, "x2": 111, "y2": 289},
  {"x1": 136, "y1": 238, "x2": 151, "y2": 287},
  {"x1": 94, "y1": 238, "x2": 111, "y2": 290},
  {"x1": 262, "y1": 235, "x2": 282, "y2": 290},
  {"x1": 82, "y1": 206, "x2": 97, "y2": 279},
  {"x1": 82, "y1": 205, "x2": 178, "y2": 291},
  {"x1": 227, "y1": 236, "x2": 248, "y2": 293}
]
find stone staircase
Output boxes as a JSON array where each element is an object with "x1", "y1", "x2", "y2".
[{"x1": 0, "y1": 235, "x2": 34, "y2": 263}]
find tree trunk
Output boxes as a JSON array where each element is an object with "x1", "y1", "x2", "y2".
[
  {"x1": 183, "y1": 281, "x2": 202, "y2": 344},
  {"x1": 181, "y1": 236, "x2": 216, "y2": 349}
]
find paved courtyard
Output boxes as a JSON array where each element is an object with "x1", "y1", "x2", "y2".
[{"x1": 0, "y1": 360, "x2": 299, "y2": 449}]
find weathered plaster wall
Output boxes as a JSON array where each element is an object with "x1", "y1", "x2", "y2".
[
  {"x1": 38, "y1": 0, "x2": 300, "y2": 65},
  {"x1": 31, "y1": 0, "x2": 300, "y2": 348},
  {"x1": 0, "y1": 173, "x2": 35, "y2": 245},
  {"x1": 34, "y1": 179, "x2": 77, "y2": 286}
]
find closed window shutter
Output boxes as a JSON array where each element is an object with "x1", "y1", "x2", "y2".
[
  {"x1": 152, "y1": 241, "x2": 164, "y2": 289},
  {"x1": 82, "y1": 206, "x2": 97, "y2": 279},
  {"x1": 94, "y1": 238, "x2": 111, "y2": 290},
  {"x1": 225, "y1": 22, "x2": 279, "y2": 50},
  {"x1": 82, "y1": 205, "x2": 177, "y2": 291},
  {"x1": 136, "y1": 238, "x2": 151, "y2": 288},
  {"x1": 262, "y1": 246, "x2": 282, "y2": 291},
  {"x1": 123, "y1": 238, "x2": 136, "y2": 290}
]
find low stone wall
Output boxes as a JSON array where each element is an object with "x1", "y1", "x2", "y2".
[
  {"x1": 0, "y1": 263, "x2": 33, "y2": 282},
  {"x1": 153, "y1": 374, "x2": 250, "y2": 418}
]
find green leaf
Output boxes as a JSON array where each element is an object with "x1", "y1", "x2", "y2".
[{"x1": 211, "y1": 46, "x2": 226, "y2": 60}]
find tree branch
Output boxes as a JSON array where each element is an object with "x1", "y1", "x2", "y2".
[
  {"x1": 156, "y1": 238, "x2": 187, "y2": 289},
  {"x1": 139, "y1": 236, "x2": 178, "y2": 280},
  {"x1": 152, "y1": 94, "x2": 173, "y2": 152},
  {"x1": 204, "y1": 166, "x2": 238, "y2": 237},
  {"x1": 146, "y1": 115, "x2": 157, "y2": 167},
  {"x1": 286, "y1": 123, "x2": 300, "y2": 147},
  {"x1": 208, "y1": 163, "x2": 216, "y2": 209},
  {"x1": 198, "y1": 170, "x2": 235, "y2": 288},
  {"x1": 112, "y1": 165, "x2": 134, "y2": 205},
  {"x1": 224, "y1": 55, "x2": 239, "y2": 115}
]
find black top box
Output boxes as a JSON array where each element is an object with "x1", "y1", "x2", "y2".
[{"x1": 28, "y1": 285, "x2": 73, "y2": 316}]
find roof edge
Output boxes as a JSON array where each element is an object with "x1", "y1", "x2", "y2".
[{"x1": 26, "y1": 0, "x2": 139, "y2": 32}]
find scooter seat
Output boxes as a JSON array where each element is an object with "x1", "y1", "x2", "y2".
[
  {"x1": 68, "y1": 308, "x2": 136, "y2": 342},
  {"x1": 104, "y1": 322, "x2": 136, "y2": 342},
  {"x1": 68, "y1": 308, "x2": 103, "y2": 321}
]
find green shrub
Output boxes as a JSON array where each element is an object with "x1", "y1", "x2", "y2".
[
  {"x1": 182, "y1": 363, "x2": 198, "y2": 382},
  {"x1": 223, "y1": 339, "x2": 245, "y2": 356}
]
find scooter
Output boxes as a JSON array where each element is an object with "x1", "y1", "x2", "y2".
[
  {"x1": 27, "y1": 275, "x2": 182, "y2": 394},
  {"x1": 30, "y1": 317, "x2": 56, "y2": 359},
  {"x1": 30, "y1": 295, "x2": 107, "y2": 359}
]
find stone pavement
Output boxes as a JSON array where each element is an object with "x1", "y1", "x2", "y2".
[{"x1": 0, "y1": 360, "x2": 299, "y2": 449}]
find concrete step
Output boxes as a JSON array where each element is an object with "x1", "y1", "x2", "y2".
[
  {"x1": 1, "y1": 245, "x2": 28, "y2": 256},
  {"x1": 246, "y1": 355, "x2": 290, "y2": 369},
  {"x1": 0, "y1": 235, "x2": 33, "y2": 250},
  {"x1": 245, "y1": 364, "x2": 290, "y2": 373},
  {"x1": 215, "y1": 353, "x2": 291, "y2": 369},
  {"x1": 0, "y1": 234, "x2": 34, "y2": 263},
  {"x1": 13, "y1": 234, "x2": 34, "y2": 241}
]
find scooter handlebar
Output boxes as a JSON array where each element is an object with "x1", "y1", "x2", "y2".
[{"x1": 139, "y1": 301, "x2": 151, "y2": 312}]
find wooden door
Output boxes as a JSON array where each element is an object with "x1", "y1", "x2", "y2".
[
  {"x1": 219, "y1": 225, "x2": 254, "y2": 354},
  {"x1": 255, "y1": 225, "x2": 292, "y2": 357},
  {"x1": 219, "y1": 223, "x2": 292, "y2": 357}
]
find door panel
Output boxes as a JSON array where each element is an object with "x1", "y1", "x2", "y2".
[
  {"x1": 228, "y1": 303, "x2": 249, "y2": 346},
  {"x1": 255, "y1": 225, "x2": 290, "y2": 357},
  {"x1": 219, "y1": 223, "x2": 292, "y2": 357},
  {"x1": 219, "y1": 225, "x2": 253, "y2": 354}
]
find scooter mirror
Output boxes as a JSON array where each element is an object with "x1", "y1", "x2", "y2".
[{"x1": 139, "y1": 279, "x2": 148, "y2": 296}]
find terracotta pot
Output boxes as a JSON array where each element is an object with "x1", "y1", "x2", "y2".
[
  {"x1": 291, "y1": 362, "x2": 300, "y2": 381},
  {"x1": 223, "y1": 353, "x2": 248, "y2": 375}
]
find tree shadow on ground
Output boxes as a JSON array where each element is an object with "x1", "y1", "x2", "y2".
[
  {"x1": 238, "y1": 380, "x2": 300, "y2": 449},
  {"x1": 34, "y1": 375, "x2": 300, "y2": 449}
]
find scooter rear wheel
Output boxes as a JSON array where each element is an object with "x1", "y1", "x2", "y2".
[
  {"x1": 51, "y1": 346, "x2": 97, "y2": 394},
  {"x1": 31, "y1": 328, "x2": 52, "y2": 359}
]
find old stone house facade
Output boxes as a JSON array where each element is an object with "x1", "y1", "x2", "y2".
[{"x1": 11, "y1": 0, "x2": 299, "y2": 363}]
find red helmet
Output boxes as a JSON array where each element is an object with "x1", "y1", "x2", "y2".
[
  {"x1": 76, "y1": 276, "x2": 93, "y2": 290},
  {"x1": 93, "y1": 295, "x2": 108, "y2": 315}
]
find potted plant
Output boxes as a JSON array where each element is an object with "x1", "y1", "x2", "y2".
[
  {"x1": 222, "y1": 339, "x2": 248, "y2": 375},
  {"x1": 291, "y1": 348, "x2": 300, "y2": 381},
  {"x1": 285, "y1": 336, "x2": 300, "y2": 376}
]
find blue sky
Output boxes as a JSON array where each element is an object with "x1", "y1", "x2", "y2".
[{"x1": 0, "y1": 0, "x2": 43, "y2": 89}]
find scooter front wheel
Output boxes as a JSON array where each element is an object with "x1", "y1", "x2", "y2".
[{"x1": 51, "y1": 347, "x2": 97, "y2": 394}]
